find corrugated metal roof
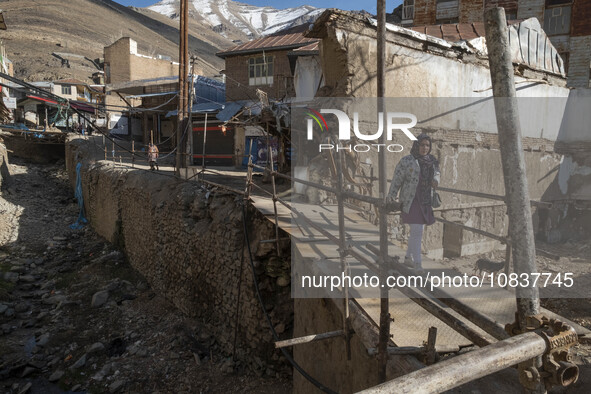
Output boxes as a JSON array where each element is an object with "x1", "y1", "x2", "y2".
[
  {"x1": 217, "y1": 32, "x2": 318, "y2": 58},
  {"x1": 292, "y1": 42, "x2": 319, "y2": 52}
]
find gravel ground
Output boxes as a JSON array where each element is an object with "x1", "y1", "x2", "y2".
[{"x1": 0, "y1": 158, "x2": 291, "y2": 394}]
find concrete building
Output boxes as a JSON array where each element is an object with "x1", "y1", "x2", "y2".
[
  {"x1": 52, "y1": 79, "x2": 100, "y2": 103},
  {"x1": 103, "y1": 37, "x2": 201, "y2": 138},
  {"x1": 104, "y1": 37, "x2": 183, "y2": 85},
  {"x1": 399, "y1": 0, "x2": 591, "y2": 87}
]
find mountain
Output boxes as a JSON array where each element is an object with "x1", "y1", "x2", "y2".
[
  {"x1": 148, "y1": 0, "x2": 325, "y2": 39},
  {"x1": 1, "y1": 0, "x2": 232, "y2": 83}
]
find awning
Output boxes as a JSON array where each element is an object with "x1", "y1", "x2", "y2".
[
  {"x1": 165, "y1": 102, "x2": 224, "y2": 117},
  {"x1": 216, "y1": 102, "x2": 243, "y2": 122},
  {"x1": 126, "y1": 91, "x2": 178, "y2": 99},
  {"x1": 70, "y1": 101, "x2": 97, "y2": 113},
  {"x1": 26, "y1": 95, "x2": 58, "y2": 105}
]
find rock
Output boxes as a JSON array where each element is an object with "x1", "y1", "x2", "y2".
[
  {"x1": 0, "y1": 304, "x2": 7, "y2": 314},
  {"x1": 48, "y1": 369, "x2": 64, "y2": 382},
  {"x1": 40, "y1": 280, "x2": 56, "y2": 290},
  {"x1": 276, "y1": 276, "x2": 290, "y2": 287},
  {"x1": 4, "y1": 308, "x2": 15, "y2": 317},
  {"x1": 91, "y1": 362, "x2": 112, "y2": 381},
  {"x1": 37, "y1": 333, "x2": 50, "y2": 347},
  {"x1": 136, "y1": 348, "x2": 148, "y2": 357},
  {"x1": 53, "y1": 236, "x2": 67, "y2": 241},
  {"x1": 274, "y1": 323, "x2": 286, "y2": 334},
  {"x1": 109, "y1": 380, "x2": 125, "y2": 393},
  {"x1": 43, "y1": 295, "x2": 67, "y2": 305},
  {"x1": 91, "y1": 290, "x2": 109, "y2": 308},
  {"x1": 19, "y1": 275, "x2": 36, "y2": 283},
  {"x1": 4, "y1": 272, "x2": 19, "y2": 283},
  {"x1": 10, "y1": 265, "x2": 27, "y2": 274},
  {"x1": 71, "y1": 384, "x2": 81, "y2": 391},
  {"x1": 17, "y1": 382, "x2": 32, "y2": 394},
  {"x1": 69, "y1": 354, "x2": 86, "y2": 369},
  {"x1": 21, "y1": 366, "x2": 37, "y2": 378},
  {"x1": 15, "y1": 302, "x2": 30, "y2": 313},
  {"x1": 87, "y1": 342, "x2": 105, "y2": 354}
]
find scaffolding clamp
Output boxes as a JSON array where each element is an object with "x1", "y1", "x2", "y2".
[{"x1": 505, "y1": 314, "x2": 579, "y2": 390}]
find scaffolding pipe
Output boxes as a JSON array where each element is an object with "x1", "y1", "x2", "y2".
[
  {"x1": 437, "y1": 186, "x2": 551, "y2": 207},
  {"x1": 484, "y1": 8, "x2": 540, "y2": 328},
  {"x1": 356, "y1": 331, "x2": 547, "y2": 394},
  {"x1": 275, "y1": 330, "x2": 345, "y2": 349},
  {"x1": 249, "y1": 162, "x2": 382, "y2": 206},
  {"x1": 335, "y1": 148, "x2": 352, "y2": 359},
  {"x1": 376, "y1": 0, "x2": 390, "y2": 383}
]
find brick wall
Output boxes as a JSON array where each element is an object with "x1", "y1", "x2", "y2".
[
  {"x1": 459, "y1": 0, "x2": 485, "y2": 22},
  {"x1": 516, "y1": 0, "x2": 545, "y2": 20},
  {"x1": 414, "y1": 0, "x2": 437, "y2": 25},
  {"x1": 567, "y1": 36, "x2": 591, "y2": 87},
  {"x1": 572, "y1": 0, "x2": 591, "y2": 36},
  {"x1": 224, "y1": 50, "x2": 294, "y2": 102}
]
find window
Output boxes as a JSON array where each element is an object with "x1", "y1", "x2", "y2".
[
  {"x1": 248, "y1": 56, "x2": 274, "y2": 86},
  {"x1": 402, "y1": 0, "x2": 414, "y2": 21},
  {"x1": 61, "y1": 85, "x2": 71, "y2": 95},
  {"x1": 544, "y1": 3, "x2": 572, "y2": 35}
]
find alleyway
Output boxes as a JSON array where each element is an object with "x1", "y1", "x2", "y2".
[{"x1": 0, "y1": 157, "x2": 291, "y2": 393}]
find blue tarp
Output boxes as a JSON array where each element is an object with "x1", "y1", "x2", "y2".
[
  {"x1": 216, "y1": 102, "x2": 243, "y2": 122},
  {"x1": 194, "y1": 76, "x2": 225, "y2": 105},
  {"x1": 70, "y1": 162, "x2": 88, "y2": 230}
]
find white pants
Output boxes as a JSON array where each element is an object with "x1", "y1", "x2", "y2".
[{"x1": 406, "y1": 224, "x2": 424, "y2": 269}]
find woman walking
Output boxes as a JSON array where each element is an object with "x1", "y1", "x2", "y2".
[{"x1": 387, "y1": 134, "x2": 440, "y2": 271}]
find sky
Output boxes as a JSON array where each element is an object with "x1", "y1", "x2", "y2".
[{"x1": 114, "y1": 0, "x2": 404, "y2": 15}]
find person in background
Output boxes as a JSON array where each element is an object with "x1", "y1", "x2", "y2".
[
  {"x1": 387, "y1": 134, "x2": 440, "y2": 271},
  {"x1": 148, "y1": 143, "x2": 159, "y2": 171}
]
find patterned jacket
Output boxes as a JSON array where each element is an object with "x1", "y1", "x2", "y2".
[{"x1": 387, "y1": 155, "x2": 440, "y2": 214}]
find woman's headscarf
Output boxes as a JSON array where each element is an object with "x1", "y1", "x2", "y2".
[{"x1": 410, "y1": 134, "x2": 436, "y2": 206}]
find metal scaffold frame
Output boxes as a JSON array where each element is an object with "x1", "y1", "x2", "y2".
[{"x1": 239, "y1": 6, "x2": 581, "y2": 394}]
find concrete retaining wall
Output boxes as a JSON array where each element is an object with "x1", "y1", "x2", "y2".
[{"x1": 65, "y1": 137, "x2": 293, "y2": 371}]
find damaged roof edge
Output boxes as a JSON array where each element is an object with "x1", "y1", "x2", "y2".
[{"x1": 306, "y1": 9, "x2": 566, "y2": 80}]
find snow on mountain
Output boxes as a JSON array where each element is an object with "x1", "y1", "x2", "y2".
[{"x1": 148, "y1": 0, "x2": 324, "y2": 38}]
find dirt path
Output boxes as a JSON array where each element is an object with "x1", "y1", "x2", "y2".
[{"x1": 0, "y1": 158, "x2": 291, "y2": 393}]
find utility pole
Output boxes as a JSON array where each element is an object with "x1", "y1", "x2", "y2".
[
  {"x1": 176, "y1": 0, "x2": 189, "y2": 173},
  {"x1": 186, "y1": 56, "x2": 197, "y2": 168}
]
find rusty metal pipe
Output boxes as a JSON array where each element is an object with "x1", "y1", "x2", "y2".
[{"x1": 356, "y1": 331, "x2": 548, "y2": 394}]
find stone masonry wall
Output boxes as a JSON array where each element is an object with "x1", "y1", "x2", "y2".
[
  {"x1": 65, "y1": 137, "x2": 293, "y2": 370},
  {"x1": 0, "y1": 141, "x2": 10, "y2": 189}
]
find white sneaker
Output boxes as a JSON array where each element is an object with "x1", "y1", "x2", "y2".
[{"x1": 404, "y1": 256, "x2": 413, "y2": 268}]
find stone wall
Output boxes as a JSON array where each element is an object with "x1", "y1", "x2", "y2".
[
  {"x1": 0, "y1": 140, "x2": 10, "y2": 189},
  {"x1": 65, "y1": 137, "x2": 293, "y2": 370},
  {"x1": 0, "y1": 132, "x2": 64, "y2": 164}
]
